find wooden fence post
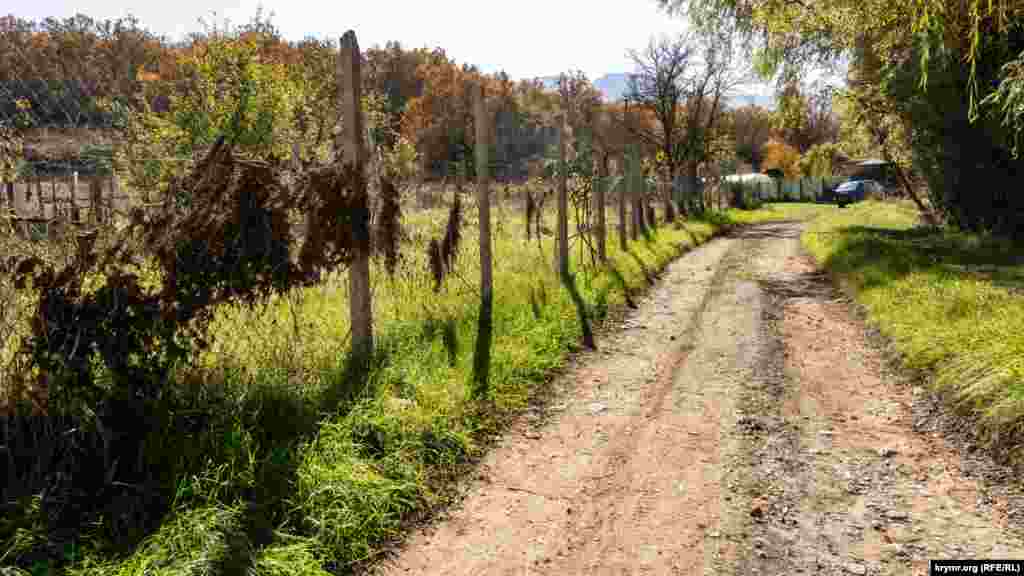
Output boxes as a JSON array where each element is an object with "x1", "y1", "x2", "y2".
[
  {"x1": 635, "y1": 158, "x2": 647, "y2": 233},
  {"x1": 89, "y1": 175, "x2": 102, "y2": 224},
  {"x1": 617, "y1": 155, "x2": 628, "y2": 252},
  {"x1": 557, "y1": 113, "x2": 570, "y2": 281},
  {"x1": 340, "y1": 30, "x2": 373, "y2": 361},
  {"x1": 627, "y1": 146, "x2": 639, "y2": 240},
  {"x1": 34, "y1": 177, "x2": 42, "y2": 218},
  {"x1": 637, "y1": 150, "x2": 649, "y2": 233},
  {"x1": 596, "y1": 152, "x2": 607, "y2": 262},
  {"x1": 524, "y1": 182, "x2": 532, "y2": 243},
  {"x1": 70, "y1": 171, "x2": 79, "y2": 223},
  {"x1": 110, "y1": 172, "x2": 119, "y2": 215},
  {"x1": 472, "y1": 82, "x2": 493, "y2": 396}
]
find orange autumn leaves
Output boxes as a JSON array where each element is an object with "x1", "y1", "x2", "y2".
[{"x1": 761, "y1": 139, "x2": 801, "y2": 179}]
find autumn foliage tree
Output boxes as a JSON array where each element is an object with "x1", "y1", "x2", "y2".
[
  {"x1": 772, "y1": 80, "x2": 839, "y2": 153},
  {"x1": 798, "y1": 142, "x2": 842, "y2": 178},
  {"x1": 0, "y1": 13, "x2": 163, "y2": 127},
  {"x1": 761, "y1": 138, "x2": 800, "y2": 178},
  {"x1": 727, "y1": 103, "x2": 772, "y2": 172}
]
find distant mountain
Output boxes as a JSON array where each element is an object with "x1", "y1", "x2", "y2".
[
  {"x1": 593, "y1": 73, "x2": 632, "y2": 102},
  {"x1": 529, "y1": 73, "x2": 775, "y2": 109},
  {"x1": 535, "y1": 75, "x2": 561, "y2": 90},
  {"x1": 533, "y1": 73, "x2": 631, "y2": 101},
  {"x1": 728, "y1": 93, "x2": 775, "y2": 110}
]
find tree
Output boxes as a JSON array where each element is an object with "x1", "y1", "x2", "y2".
[
  {"x1": 171, "y1": 34, "x2": 299, "y2": 157},
  {"x1": 677, "y1": 25, "x2": 747, "y2": 202},
  {"x1": 624, "y1": 25, "x2": 746, "y2": 218},
  {"x1": 0, "y1": 123, "x2": 21, "y2": 183},
  {"x1": 773, "y1": 79, "x2": 838, "y2": 153},
  {"x1": 0, "y1": 13, "x2": 164, "y2": 128},
  {"x1": 558, "y1": 70, "x2": 602, "y2": 138},
  {"x1": 290, "y1": 37, "x2": 340, "y2": 162},
  {"x1": 364, "y1": 41, "x2": 429, "y2": 147},
  {"x1": 982, "y1": 53, "x2": 1024, "y2": 158},
  {"x1": 625, "y1": 33, "x2": 694, "y2": 183},
  {"x1": 908, "y1": 0, "x2": 1024, "y2": 123},
  {"x1": 798, "y1": 142, "x2": 842, "y2": 178},
  {"x1": 112, "y1": 19, "x2": 304, "y2": 202},
  {"x1": 729, "y1": 103, "x2": 772, "y2": 171},
  {"x1": 761, "y1": 138, "x2": 800, "y2": 178},
  {"x1": 557, "y1": 71, "x2": 605, "y2": 259}
]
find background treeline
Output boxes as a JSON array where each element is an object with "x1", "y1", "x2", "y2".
[{"x1": 0, "y1": 12, "x2": 655, "y2": 182}]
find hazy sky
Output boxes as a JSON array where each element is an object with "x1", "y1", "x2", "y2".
[{"x1": 9, "y1": 0, "x2": 757, "y2": 84}]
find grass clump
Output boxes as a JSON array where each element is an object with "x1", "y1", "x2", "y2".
[
  {"x1": 250, "y1": 536, "x2": 333, "y2": 576},
  {"x1": 63, "y1": 505, "x2": 247, "y2": 576},
  {"x1": 802, "y1": 200, "x2": 1024, "y2": 465}
]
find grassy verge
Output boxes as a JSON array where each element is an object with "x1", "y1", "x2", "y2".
[
  {"x1": 720, "y1": 202, "x2": 839, "y2": 226},
  {"x1": 1, "y1": 201, "x2": 823, "y2": 575},
  {"x1": 802, "y1": 200, "x2": 1024, "y2": 466}
]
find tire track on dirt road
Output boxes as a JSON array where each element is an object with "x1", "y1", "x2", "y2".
[
  {"x1": 371, "y1": 227, "x2": 744, "y2": 576},
  {"x1": 734, "y1": 223, "x2": 1024, "y2": 576},
  {"x1": 368, "y1": 220, "x2": 1024, "y2": 576}
]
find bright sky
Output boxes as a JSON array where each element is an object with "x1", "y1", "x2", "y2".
[{"x1": 9, "y1": 0, "x2": 772, "y2": 88}]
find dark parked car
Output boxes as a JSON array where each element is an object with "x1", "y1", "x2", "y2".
[{"x1": 834, "y1": 179, "x2": 880, "y2": 208}]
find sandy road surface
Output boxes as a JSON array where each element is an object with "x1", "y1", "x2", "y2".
[{"x1": 370, "y1": 221, "x2": 1024, "y2": 576}]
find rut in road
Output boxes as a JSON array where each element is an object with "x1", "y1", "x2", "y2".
[{"x1": 369, "y1": 221, "x2": 1024, "y2": 576}]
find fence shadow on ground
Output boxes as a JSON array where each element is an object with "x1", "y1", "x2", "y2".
[
  {"x1": 471, "y1": 294, "x2": 494, "y2": 397},
  {"x1": 563, "y1": 272, "x2": 596, "y2": 350}
]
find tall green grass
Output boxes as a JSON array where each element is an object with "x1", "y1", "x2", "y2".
[
  {"x1": 803, "y1": 200, "x2": 1024, "y2": 464},
  {"x1": 3, "y1": 199, "x2": 820, "y2": 575}
]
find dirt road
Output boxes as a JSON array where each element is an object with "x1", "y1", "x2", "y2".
[{"x1": 370, "y1": 221, "x2": 1024, "y2": 576}]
